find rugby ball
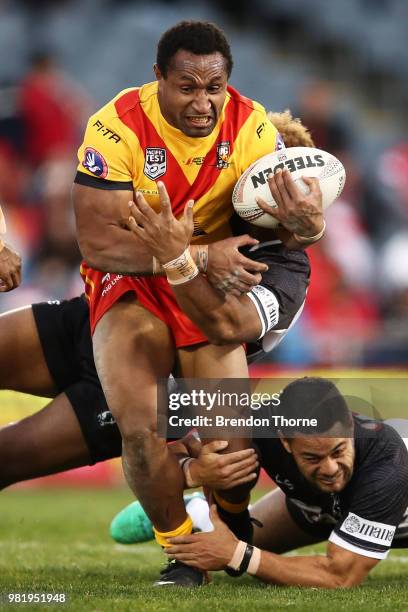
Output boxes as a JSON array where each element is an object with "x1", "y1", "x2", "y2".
[{"x1": 232, "y1": 146, "x2": 346, "y2": 228}]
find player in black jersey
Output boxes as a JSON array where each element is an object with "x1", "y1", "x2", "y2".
[{"x1": 165, "y1": 378, "x2": 408, "y2": 587}]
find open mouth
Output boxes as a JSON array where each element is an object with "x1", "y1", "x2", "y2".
[
  {"x1": 319, "y1": 473, "x2": 342, "y2": 486},
  {"x1": 186, "y1": 116, "x2": 213, "y2": 128}
]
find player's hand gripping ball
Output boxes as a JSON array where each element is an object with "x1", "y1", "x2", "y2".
[{"x1": 232, "y1": 146, "x2": 346, "y2": 228}]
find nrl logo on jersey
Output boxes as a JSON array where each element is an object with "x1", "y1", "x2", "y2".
[{"x1": 144, "y1": 147, "x2": 167, "y2": 180}]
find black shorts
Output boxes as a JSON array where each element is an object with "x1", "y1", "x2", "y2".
[{"x1": 32, "y1": 296, "x2": 122, "y2": 464}]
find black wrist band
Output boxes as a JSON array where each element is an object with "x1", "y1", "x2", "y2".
[
  {"x1": 179, "y1": 457, "x2": 190, "y2": 469},
  {"x1": 239, "y1": 543, "x2": 254, "y2": 574},
  {"x1": 225, "y1": 543, "x2": 254, "y2": 578}
]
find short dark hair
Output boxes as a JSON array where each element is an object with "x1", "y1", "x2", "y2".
[
  {"x1": 278, "y1": 377, "x2": 353, "y2": 437},
  {"x1": 156, "y1": 21, "x2": 233, "y2": 78}
]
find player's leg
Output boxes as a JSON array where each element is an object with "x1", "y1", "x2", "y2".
[
  {"x1": 178, "y1": 343, "x2": 255, "y2": 541},
  {"x1": 0, "y1": 393, "x2": 91, "y2": 488},
  {"x1": 0, "y1": 381, "x2": 122, "y2": 489},
  {"x1": 0, "y1": 305, "x2": 57, "y2": 396},
  {"x1": 92, "y1": 294, "x2": 188, "y2": 536},
  {"x1": 250, "y1": 488, "x2": 324, "y2": 553}
]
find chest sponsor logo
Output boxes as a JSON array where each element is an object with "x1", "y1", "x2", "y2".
[
  {"x1": 216, "y1": 141, "x2": 231, "y2": 169},
  {"x1": 144, "y1": 147, "x2": 167, "y2": 180},
  {"x1": 82, "y1": 147, "x2": 108, "y2": 178},
  {"x1": 183, "y1": 156, "x2": 205, "y2": 166},
  {"x1": 340, "y1": 512, "x2": 395, "y2": 545}
]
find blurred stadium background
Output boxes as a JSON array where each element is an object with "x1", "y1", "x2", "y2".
[{"x1": 0, "y1": 0, "x2": 408, "y2": 573}]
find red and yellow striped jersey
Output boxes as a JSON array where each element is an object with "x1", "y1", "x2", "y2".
[{"x1": 76, "y1": 81, "x2": 279, "y2": 242}]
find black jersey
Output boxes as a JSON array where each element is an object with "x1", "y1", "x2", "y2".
[
  {"x1": 255, "y1": 416, "x2": 408, "y2": 559},
  {"x1": 241, "y1": 241, "x2": 310, "y2": 363}
]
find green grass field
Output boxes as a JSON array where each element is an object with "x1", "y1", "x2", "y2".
[
  {"x1": 1, "y1": 488, "x2": 407, "y2": 611},
  {"x1": 0, "y1": 386, "x2": 407, "y2": 610}
]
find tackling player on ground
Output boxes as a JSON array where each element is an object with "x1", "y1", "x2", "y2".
[{"x1": 114, "y1": 378, "x2": 408, "y2": 588}]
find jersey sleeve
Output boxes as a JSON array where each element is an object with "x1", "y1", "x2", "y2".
[
  {"x1": 75, "y1": 98, "x2": 134, "y2": 189},
  {"x1": 235, "y1": 103, "x2": 283, "y2": 176},
  {"x1": 329, "y1": 437, "x2": 408, "y2": 559}
]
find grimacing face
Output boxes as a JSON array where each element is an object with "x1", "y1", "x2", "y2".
[
  {"x1": 154, "y1": 49, "x2": 229, "y2": 137},
  {"x1": 281, "y1": 435, "x2": 355, "y2": 493}
]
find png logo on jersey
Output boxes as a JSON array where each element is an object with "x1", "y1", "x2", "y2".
[
  {"x1": 216, "y1": 141, "x2": 231, "y2": 169},
  {"x1": 144, "y1": 147, "x2": 167, "y2": 180},
  {"x1": 82, "y1": 147, "x2": 108, "y2": 178}
]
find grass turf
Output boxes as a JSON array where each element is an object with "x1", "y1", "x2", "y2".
[{"x1": 0, "y1": 488, "x2": 407, "y2": 611}]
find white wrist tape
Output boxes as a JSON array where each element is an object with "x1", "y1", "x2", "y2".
[
  {"x1": 0, "y1": 206, "x2": 6, "y2": 235},
  {"x1": 179, "y1": 457, "x2": 199, "y2": 488},
  {"x1": 294, "y1": 220, "x2": 326, "y2": 244},
  {"x1": 0, "y1": 206, "x2": 6, "y2": 253},
  {"x1": 247, "y1": 547, "x2": 261, "y2": 575},
  {"x1": 227, "y1": 540, "x2": 247, "y2": 571},
  {"x1": 152, "y1": 257, "x2": 163, "y2": 276},
  {"x1": 163, "y1": 248, "x2": 199, "y2": 285}
]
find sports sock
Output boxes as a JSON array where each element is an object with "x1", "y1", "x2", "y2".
[
  {"x1": 153, "y1": 514, "x2": 193, "y2": 548},
  {"x1": 213, "y1": 492, "x2": 253, "y2": 543},
  {"x1": 187, "y1": 496, "x2": 213, "y2": 532},
  {"x1": 213, "y1": 491, "x2": 250, "y2": 514}
]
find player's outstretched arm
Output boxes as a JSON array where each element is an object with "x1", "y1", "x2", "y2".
[{"x1": 167, "y1": 506, "x2": 379, "y2": 587}]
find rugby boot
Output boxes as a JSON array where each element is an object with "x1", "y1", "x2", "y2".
[{"x1": 154, "y1": 559, "x2": 209, "y2": 587}]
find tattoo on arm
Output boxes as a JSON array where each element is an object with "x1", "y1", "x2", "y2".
[{"x1": 196, "y1": 245, "x2": 208, "y2": 273}]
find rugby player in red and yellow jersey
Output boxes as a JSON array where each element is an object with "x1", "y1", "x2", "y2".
[{"x1": 72, "y1": 21, "x2": 323, "y2": 587}]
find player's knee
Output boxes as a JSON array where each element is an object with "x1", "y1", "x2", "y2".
[
  {"x1": 205, "y1": 320, "x2": 242, "y2": 345},
  {"x1": 120, "y1": 421, "x2": 165, "y2": 472},
  {"x1": 118, "y1": 419, "x2": 158, "y2": 447}
]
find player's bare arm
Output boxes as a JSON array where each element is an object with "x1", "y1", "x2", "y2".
[
  {"x1": 72, "y1": 184, "x2": 161, "y2": 275},
  {"x1": 167, "y1": 505, "x2": 379, "y2": 588}
]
